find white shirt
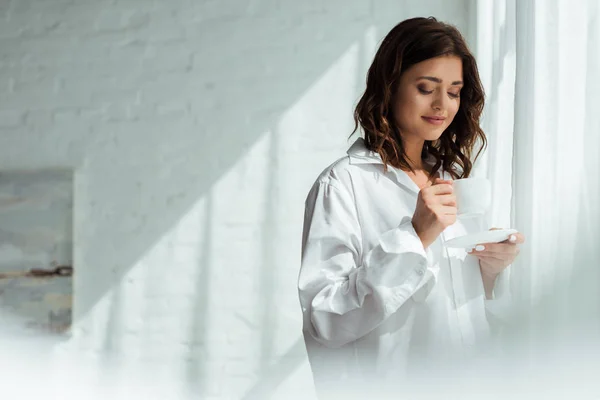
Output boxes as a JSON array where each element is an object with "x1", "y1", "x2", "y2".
[{"x1": 298, "y1": 138, "x2": 511, "y2": 396}]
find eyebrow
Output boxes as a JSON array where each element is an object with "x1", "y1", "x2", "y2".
[{"x1": 417, "y1": 76, "x2": 463, "y2": 86}]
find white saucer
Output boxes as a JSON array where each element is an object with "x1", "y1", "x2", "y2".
[{"x1": 444, "y1": 229, "x2": 518, "y2": 249}]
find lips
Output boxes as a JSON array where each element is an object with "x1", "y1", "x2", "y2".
[{"x1": 422, "y1": 116, "x2": 446, "y2": 125}]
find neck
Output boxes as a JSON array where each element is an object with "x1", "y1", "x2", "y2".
[{"x1": 403, "y1": 137, "x2": 426, "y2": 171}]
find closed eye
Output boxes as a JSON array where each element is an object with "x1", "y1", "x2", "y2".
[{"x1": 418, "y1": 87, "x2": 460, "y2": 99}]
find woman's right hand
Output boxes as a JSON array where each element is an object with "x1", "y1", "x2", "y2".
[{"x1": 411, "y1": 178, "x2": 457, "y2": 249}]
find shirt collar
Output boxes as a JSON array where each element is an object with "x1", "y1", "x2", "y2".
[
  {"x1": 346, "y1": 137, "x2": 383, "y2": 165},
  {"x1": 346, "y1": 137, "x2": 445, "y2": 194}
]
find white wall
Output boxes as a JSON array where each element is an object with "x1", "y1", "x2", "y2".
[{"x1": 0, "y1": 1, "x2": 470, "y2": 398}]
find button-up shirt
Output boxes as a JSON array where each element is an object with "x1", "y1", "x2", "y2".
[{"x1": 298, "y1": 138, "x2": 511, "y2": 396}]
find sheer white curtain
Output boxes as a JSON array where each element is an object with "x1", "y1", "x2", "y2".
[{"x1": 473, "y1": 0, "x2": 600, "y2": 345}]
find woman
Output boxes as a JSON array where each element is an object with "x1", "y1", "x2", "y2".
[{"x1": 298, "y1": 17, "x2": 525, "y2": 397}]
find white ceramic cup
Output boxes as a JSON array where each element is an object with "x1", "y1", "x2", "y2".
[{"x1": 452, "y1": 177, "x2": 491, "y2": 216}]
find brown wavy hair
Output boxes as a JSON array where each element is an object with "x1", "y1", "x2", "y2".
[{"x1": 352, "y1": 17, "x2": 486, "y2": 179}]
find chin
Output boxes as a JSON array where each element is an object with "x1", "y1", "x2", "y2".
[
  {"x1": 417, "y1": 125, "x2": 446, "y2": 141},
  {"x1": 421, "y1": 131, "x2": 445, "y2": 142}
]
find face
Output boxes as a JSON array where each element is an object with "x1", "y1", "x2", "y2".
[{"x1": 392, "y1": 55, "x2": 463, "y2": 143}]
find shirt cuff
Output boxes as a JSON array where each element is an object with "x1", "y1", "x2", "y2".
[
  {"x1": 378, "y1": 217, "x2": 427, "y2": 258},
  {"x1": 363, "y1": 218, "x2": 437, "y2": 314}
]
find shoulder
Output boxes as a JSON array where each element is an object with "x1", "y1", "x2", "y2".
[
  {"x1": 313, "y1": 156, "x2": 355, "y2": 189},
  {"x1": 305, "y1": 138, "x2": 384, "y2": 202},
  {"x1": 304, "y1": 155, "x2": 362, "y2": 207}
]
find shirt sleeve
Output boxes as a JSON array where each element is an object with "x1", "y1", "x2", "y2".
[{"x1": 298, "y1": 180, "x2": 435, "y2": 348}]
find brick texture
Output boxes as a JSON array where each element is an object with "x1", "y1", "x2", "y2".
[{"x1": 0, "y1": 1, "x2": 468, "y2": 398}]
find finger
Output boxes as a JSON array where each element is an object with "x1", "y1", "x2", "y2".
[
  {"x1": 440, "y1": 205, "x2": 457, "y2": 215},
  {"x1": 475, "y1": 254, "x2": 504, "y2": 264},
  {"x1": 429, "y1": 183, "x2": 454, "y2": 195},
  {"x1": 473, "y1": 253, "x2": 506, "y2": 262},
  {"x1": 472, "y1": 247, "x2": 516, "y2": 262},
  {"x1": 437, "y1": 194, "x2": 457, "y2": 207},
  {"x1": 475, "y1": 250, "x2": 518, "y2": 261},
  {"x1": 468, "y1": 243, "x2": 514, "y2": 256},
  {"x1": 475, "y1": 252, "x2": 512, "y2": 262},
  {"x1": 433, "y1": 178, "x2": 453, "y2": 185},
  {"x1": 490, "y1": 229, "x2": 525, "y2": 245},
  {"x1": 507, "y1": 232, "x2": 525, "y2": 244},
  {"x1": 476, "y1": 243, "x2": 519, "y2": 254}
]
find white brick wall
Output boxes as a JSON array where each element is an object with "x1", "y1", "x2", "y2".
[{"x1": 0, "y1": 1, "x2": 469, "y2": 398}]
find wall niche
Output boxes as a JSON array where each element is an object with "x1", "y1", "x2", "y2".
[{"x1": 0, "y1": 169, "x2": 73, "y2": 334}]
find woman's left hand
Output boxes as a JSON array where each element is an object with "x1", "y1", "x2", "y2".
[{"x1": 468, "y1": 229, "x2": 526, "y2": 277}]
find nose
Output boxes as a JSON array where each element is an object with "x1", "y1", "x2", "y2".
[{"x1": 431, "y1": 92, "x2": 447, "y2": 111}]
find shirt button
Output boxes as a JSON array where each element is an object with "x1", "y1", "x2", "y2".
[{"x1": 416, "y1": 268, "x2": 425, "y2": 276}]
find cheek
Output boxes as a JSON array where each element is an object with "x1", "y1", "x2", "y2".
[
  {"x1": 413, "y1": 95, "x2": 433, "y2": 111},
  {"x1": 394, "y1": 95, "x2": 420, "y2": 125},
  {"x1": 447, "y1": 101, "x2": 460, "y2": 121},
  {"x1": 397, "y1": 90, "x2": 429, "y2": 110}
]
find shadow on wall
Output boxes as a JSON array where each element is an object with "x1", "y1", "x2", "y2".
[
  {"x1": 75, "y1": 0, "x2": 469, "y2": 319},
  {"x1": 80, "y1": 0, "x2": 468, "y2": 396},
  {"x1": 0, "y1": 0, "x2": 470, "y2": 397}
]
